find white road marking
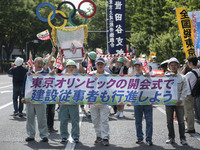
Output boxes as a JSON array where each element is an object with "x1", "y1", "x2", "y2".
[
  {"x1": 0, "y1": 102, "x2": 12, "y2": 110},
  {"x1": 156, "y1": 106, "x2": 200, "y2": 142},
  {"x1": 0, "y1": 84, "x2": 12, "y2": 89},
  {"x1": 65, "y1": 107, "x2": 84, "y2": 150},
  {"x1": 0, "y1": 90, "x2": 12, "y2": 94}
]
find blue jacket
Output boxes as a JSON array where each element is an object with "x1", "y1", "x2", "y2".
[{"x1": 7, "y1": 66, "x2": 28, "y2": 87}]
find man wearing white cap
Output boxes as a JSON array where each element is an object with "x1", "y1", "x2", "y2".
[
  {"x1": 7, "y1": 57, "x2": 28, "y2": 117},
  {"x1": 133, "y1": 61, "x2": 153, "y2": 146},
  {"x1": 89, "y1": 58, "x2": 110, "y2": 146},
  {"x1": 165, "y1": 57, "x2": 188, "y2": 145}
]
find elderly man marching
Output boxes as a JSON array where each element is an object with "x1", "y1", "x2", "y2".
[
  {"x1": 59, "y1": 60, "x2": 80, "y2": 143},
  {"x1": 165, "y1": 57, "x2": 188, "y2": 145},
  {"x1": 89, "y1": 58, "x2": 110, "y2": 146},
  {"x1": 21, "y1": 47, "x2": 56, "y2": 142}
]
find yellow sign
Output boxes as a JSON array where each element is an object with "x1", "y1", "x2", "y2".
[
  {"x1": 176, "y1": 7, "x2": 196, "y2": 59},
  {"x1": 149, "y1": 51, "x2": 156, "y2": 62}
]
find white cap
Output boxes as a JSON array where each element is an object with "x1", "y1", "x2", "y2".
[
  {"x1": 168, "y1": 57, "x2": 179, "y2": 65},
  {"x1": 14, "y1": 57, "x2": 24, "y2": 66}
]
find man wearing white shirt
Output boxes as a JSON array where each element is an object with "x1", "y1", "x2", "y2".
[
  {"x1": 89, "y1": 58, "x2": 110, "y2": 146},
  {"x1": 184, "y1": 56, "x2": 200, "y2": 133},
  {"x1": 165, "y1": 57, "x2": 188, "y2": 145}
]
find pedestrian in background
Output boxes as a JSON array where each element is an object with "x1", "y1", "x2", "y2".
[
  {"x1": 7, "y1": 57, "x2": 28, "y2": 117},
  {"x1": 184, "y1": 56, "x2": 200, "y2": 133},
  {"x1": 109, "y1": 56, "x2": 129, "y2": 117}
]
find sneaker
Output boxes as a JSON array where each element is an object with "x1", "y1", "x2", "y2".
[
  {"x1": 94, "y1": 137, "x2": 102, "y2": 143},
  {"x1": 181, "y1": 139, "x2": 188, "y2": 145},
  {"x1": 136, "y1": 139, "x2": 143, "y2": 144},
  {"x1": 146, "y1": 140, "x2": 153, "y2": 146},
  {"x1": 114, "y1": 111, "x2": 120, "y2": 117},
  {"x1": 13, "y1": 112, "x2": 18, "y2": 116},
  {"x1": 48, "y1": 128, "x2": 58, "y2": 133},
  {"x1": 61, "y1": 138, "x2": 68, "y2": 143},
  {"x1": 103, "y1": 139, "x2": 109, "y2": 146},
  {"x1": 25, "y1": 137, "x2": 34, "y2": 142},
  {"x1": 74, "y1": 138, "x2": 79, "y2": 143},
  {"x1": 166, "y1": 138, "x2": 175, "y2": 144},
  {"x1": 119, "y1": 112, "x2": 124, "y2": 118},
  {"x1": 18, "y1": 113, "x2": 23, "y2": 117},
  {"x1": 41, "y1": 137, "x2": 48, "y2": 142},
  {"x1": 185, "y1": 129, "x2": 195, "y2": 133}
]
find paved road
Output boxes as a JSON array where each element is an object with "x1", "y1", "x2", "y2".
[{"x1": 0, "y1": 74, "x2": 200, "y2": 150}]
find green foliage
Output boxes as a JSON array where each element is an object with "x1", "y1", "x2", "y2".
[
  {"x1": 128, "y1": 31, "x2": 151, "y2": 56},
  {"x1": 1, "y1": 0, "x2": 200, "y2": 65}
]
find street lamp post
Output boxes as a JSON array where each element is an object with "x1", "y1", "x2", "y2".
[{"x1": 26, "y1": 40, "x2": 39, "y2": 61}]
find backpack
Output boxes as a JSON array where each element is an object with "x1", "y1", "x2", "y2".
[{"x1": 189, "y1": 70, "x2": 200, "y2": 97}]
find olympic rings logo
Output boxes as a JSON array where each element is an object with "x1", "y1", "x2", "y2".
[{"x1": 36, "y1": 0, "x2": 96, "y2": 28}]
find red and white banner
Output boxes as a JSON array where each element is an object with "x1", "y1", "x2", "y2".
[
  {"x1": 28, "y1": 58, "x2": 34, "y2": 70},
  {"x1": 99, "y1": 53, "x2": 130, "y2": 58},
  {"x1": 37, "y1": 30, "x2": 51, "y2": 40},
  {"x1": 55, "y1": 53, "x2": 63, "y2": 70},
  {"x1": 87, "y1": 60, "x2": 92, "y2": 74}
]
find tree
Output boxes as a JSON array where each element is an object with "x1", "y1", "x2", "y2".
[{"x1": 128, "y1": 31, "x2": 151, "y2": 56}]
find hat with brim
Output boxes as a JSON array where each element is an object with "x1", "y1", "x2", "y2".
[
  {"x1": 168, "y1": 57, "x2": 179, "y2": 65},
  {"x1": 117, "y1": 57, "x2": 125, "y2": 64},
  {"x1": 95, "y1": 58, "x2": 106, "y2": 64},
  {"x1": 134, "y1": 61, "x2": 143, "y2": 66},
  {"x1": 66, "y1": 60, "x2": 76, "y2": 67},
  {"x1": 88, "y1": 51, "x2": 97, "y2": 60},
  {"x1": 14, "y1": 57, "x2": 24, "y2": 66}
]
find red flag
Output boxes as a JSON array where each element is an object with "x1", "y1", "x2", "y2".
[
  {"x1": 87, "y1": 61, "x2": 92, "y2": 74},
  {"x1": 28, "y1": 58, "x2": 34, "y2": 70},
  {"x1": 55, "y1": 53, "x2": 63, "y2": 70},
  {"x1": 37, "y1": 30, "x2": 51, "y2": 40}
]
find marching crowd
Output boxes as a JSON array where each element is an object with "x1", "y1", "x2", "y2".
[{"x1": 7, "y1": 47, "x2": 200, "y2": 146}]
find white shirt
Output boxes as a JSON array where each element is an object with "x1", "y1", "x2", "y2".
[
  {"x1": 149, "y1": 70, "x2": 155, "y2": 76},
  {"x1": 89, "y1": 70, "x2": 109, "y2": 75},
  {"x1": 185, "y1": 69, "x2": 200, "y2": 95}
]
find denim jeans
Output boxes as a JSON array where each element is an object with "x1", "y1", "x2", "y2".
[
  {"x1": 46, "y1": 104, "x2": 56, "y2": 130},
  {"x1": 13, "y1": 85, "x2": 23, "y2": 113},
  {"x1": 165, "y1": 106, "x2": 185, "y2": 140},
  {"x1": 134, "y1": 105, "x2": 153, "y2": 141}
]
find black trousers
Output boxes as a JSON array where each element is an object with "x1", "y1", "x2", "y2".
[{"x1": 46, "y1": 104, "x2": 56, "y2": 129}]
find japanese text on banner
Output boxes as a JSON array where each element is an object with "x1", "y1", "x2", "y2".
[
  {"x1": 108, "y1": 0, "x2": 126, "y2": 54},
  {"x1": 176, "y1": 7, "x2": 196, "y2": 59},
  {"x1": 25, "y1": 74, "x2": 178, "y2": 105}
]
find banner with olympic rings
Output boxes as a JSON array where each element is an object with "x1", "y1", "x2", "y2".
[
  {"x1": 51, "y1": 25, "x2": 88, "y2": 60},
  {"x1": 108, "y1": 0, "x2": 126, "y2": 54},
  {"x1": 36, "y1": 1, "x2": 96, "y2": 28}
]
